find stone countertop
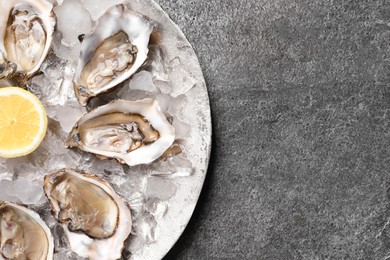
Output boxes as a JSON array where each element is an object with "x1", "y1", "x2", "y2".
[{"x1": 156, "y1": 1, "x2": 390, "y2": 259}]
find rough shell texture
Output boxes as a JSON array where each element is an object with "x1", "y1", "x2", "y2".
[
  {"x1": 73, "y1": 4, "x2": 154, "y2": 106},
  {"x1": 44, "y1": 168, "x2": 132, "y2": 260},
  {"x1": 66, "y1": 98, "x2": 175, "y2": 166},
  {"x1": 0, "y1": 0, "x2": 55, "y2": 79},
  {"x1": 0, "y1": 201, "x2": 54, "y2": 260}
]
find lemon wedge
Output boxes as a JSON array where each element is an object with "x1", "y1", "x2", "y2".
[{"x1": 0, "y1": 87, "x2": 47, "y2": 158}]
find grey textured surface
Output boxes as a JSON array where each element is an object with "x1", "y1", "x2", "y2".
[{"x1": 156, "y1": 1, "x2": 390, "y2": 259}]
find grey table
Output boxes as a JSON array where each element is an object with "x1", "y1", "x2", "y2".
[{"x1": 158, "y1": 1, "x2": 390, "y2": 259}]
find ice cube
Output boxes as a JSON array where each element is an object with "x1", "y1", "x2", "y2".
[
  {"x1": 148, "y1": 45, "x2": 168, "y2": 76},
  {"x1": 28, "y1": 56, "x2": 77, "y2": 106},
  {"x1": 172, "y1": 118, "x2": 191, "y2": 140},
  {"x1": 41, "y1": 55, "x2": 65, "y2": 81},
  {"x1": 127, "y1": 235, "x2": 143, "y2": 253},
  {"x1": 145, "y1": 177, "x2": 176, "y2": 201},
  {"x1": 52, "y1": 32, "x2": 81, "y2": 63},
  {"x1": 170, "y1": 155, "x2": 194, "y2": 175},
  {"x1": 57, "y1": 78, "x2": 79, "y2": 106},
  {"x1": 49, "y1": 105, "x2": 86, "y2": 133},
  {"x1": 117, "y1": 73, "x2": 162, "y2": 102},
  {"x1": 146, "y1": 45, "x2": 172, "y2": 94},
  {"x1": 168, "y1": 94, "x2": 189, "y2": 125},
  {"x1": 168, "y1": 58, "x2": 196, "y2": 97},
  {"x1": 145, "y1": 199, "x2": 168, "y2": 220},
  {"x1": 129, "y1": 71, "x2": 159, "y2": 93},
  {"x1": 54, "y1": 0, "x2": 93, "y2": 47},
  {"x1": 150, "y1": 153, "x2": 194, "y2": 177},
  {"x1": 0, "y1": 164, "x2": 10, "y2": 180},
  {"x1": 134, "y1": 213, "x2": 159, "y2": 244},
  {"x1": 0, "y1": 178, "x2": 44, "y2": 205},
  {"x1": 30, "y1": 119, "x2": 85, "y2": 172},
  {"x1": 127, "y1": 192, "x2": 146, "y2": 213},
  {"x1": 117, "y1": 87, "x2": 154, "y2": 101},
  {"x1": 29, "y1": 74, "x2": 55, "y2": 104},
  {"x1": 81, "y1": 0, "x2": 125, "y2": 21},
  {"x1": 154, "y1": 79, "x2": 172, "y2": 94},
  {"x1": 116, "y1": 167, "x2": 148, "y2": 201},
  {"x1": 154, "y1": 93, "x2": 171, "y2": 114}
]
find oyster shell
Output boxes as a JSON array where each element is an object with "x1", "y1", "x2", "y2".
[
  {"x1": 66, "y1": 98, "x2": 175, "y2": 166},
  {"x1": 0, "y1": 201, "x2": 54, "y2": 260},
  {"x1": 44, "y1": 168, "x2": 132, "y2": 260},
  {"x1": 73, "y1": 4, "x2": 154, "y2": 106},
  {"x1": 0, "y1": 0, "x2": 55, "y2": 80}
]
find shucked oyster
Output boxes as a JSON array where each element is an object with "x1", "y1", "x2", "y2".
[
  {"x1": 73, "y1": 4, "x2": 154, "y2": 106},
  {"x1": 0, "y1": 0, "x2": 55, "y2": 80},
  {"x1": 44, "y1": 168, "x2": 132, "y2": 260},
  {"x1": 0, "y1": 201, "x2": 54, "y2": 260},
  {"x1": 66, "y1": 98, "x2": 175, "y2": 166}
]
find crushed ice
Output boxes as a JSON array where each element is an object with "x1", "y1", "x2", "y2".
[{"x1": 0, "y1": 0, "x2": 198, "y2": 258}]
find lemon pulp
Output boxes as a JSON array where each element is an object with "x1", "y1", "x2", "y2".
[{"x1": 0, "y1": 87, "x2": 47, "y2": 158}]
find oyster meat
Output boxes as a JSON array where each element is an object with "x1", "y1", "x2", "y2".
[
  {"x1": 0, "y1": 0, "x2": 55, "y2": 80},
  {"x1": 44, "y1": 168, "x2": 132, "y2": 260},
  {"x1": 66, "y1": 98, "x2": 175, "y2": 166},
  {"x1": 0, "y1": 201, "x2": 54, "y2": 260},
  {"x1": 73, "y1": 4, "x2": 154, "y2": 106}
]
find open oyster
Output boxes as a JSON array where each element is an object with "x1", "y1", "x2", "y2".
[
  {"x1": 73, "y1": 4, "x2": 154, "y2": 106},
  {"x1": 0, "y1": 0, "x2": 55, "y2": 81},
  {"x1": 0, "y1": 201, "x2": 54, "y2": 260},
  {"x1": 44, "y1": 168, "x2": 132, "y2": 260},
  {"x1": 66, "y1": 98, "x2": 175, "y2": 166}
]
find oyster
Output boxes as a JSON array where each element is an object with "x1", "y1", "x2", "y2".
[
  {"x1": 0, "y1": 201, "x2": 54, "y2": 260},
  {"x1": 66, "y1": 98, "x2": 175, "y2": 166},
  {"x1": 0, "y1": 0, "x2": 55, "y2": 80},
  {"x1": 73, "y1": 4, "x2": 154, "y2": 106},
  {"x1": 44, "y1": 168, "x2": 132, "y2": 260}
]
